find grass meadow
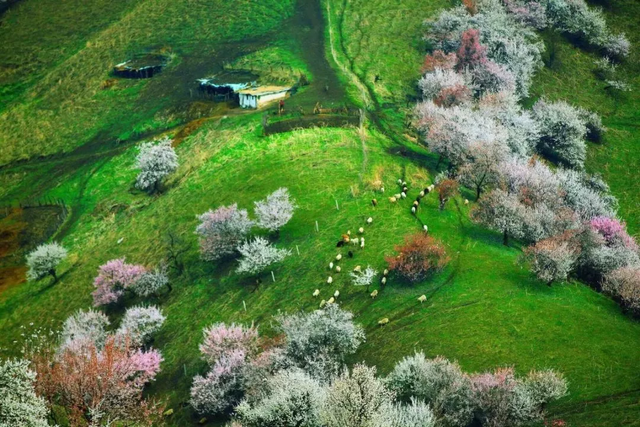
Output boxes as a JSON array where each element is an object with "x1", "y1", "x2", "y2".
[{"x1": 0, "y1": 0, "x2": 639, "y2": 425}]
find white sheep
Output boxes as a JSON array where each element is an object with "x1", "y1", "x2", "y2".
[
  {"x1": 370, "y1": 290, "x2": 378, "y2": 298},
  {"x1": 418, "y1": 295, "x2": 427, "y2": 303},
  {"x1": 401, "y1": 192, "x2": 407, "y2": 199},
  {"x1": 464, "y1": 199, "x2": 469, "y2": 205},
  {"x1": 366, "y1": 217, "x2": 373, "y2": 224},
  {"x1": 320, "y1": 299, "x2": 326, "y2": 308},
  {"x1": 358, "y1": 227, "x2": 364, "y2": 234},
  {"x1": 389, "y1": 196, "x2": 397, "y2": 203},
  {"x1": 419, "y1": 190, "x2": 425, "y2": 198},
  {"x1": 381, "y1": 277, "x2": 387, "y2": 285},
  {"x1": 313, "y1": 289, "x2": 320, "y2": 297},
  {"x1": 327, "y1": 297, "x2": 335, "y2": 304},
  {"x1": 336, "y1": 254, "x2": 342, "y2": 261},
  {"x1": 327, "y1": 276, "x2": 333, "y2": 284},
  {"x1": 402, "y1": 181, "x2": 407, "y2": 187},
  {"x1": 378, "y1": 318, "x2": 389, "y2": 326},
  {"x1": 334, "y1": 290, "x2": 340, "y2": 298},
  {"x1": 423, "y1": 224, "x2": 428, "y2": 233},
  {"x1": 351, "y1": 237, "x2": 359, "y2": 245},
  {"x1": 329, "y1": 262, "x2": 334, "y2": 270},
  {"x1": 411, "y1": 207, "x2": 416, "y2": 214},
  {"x1": 360, "y1": 238, "x2": 365, "y2": 249},
  {"x1": 354, "y1": 265, "x2": 362, "y2": 272},
  {"x1": 394, "y1": 193, "x2": 402, "y2": 199},
  {"x1": 397, "y1": 179, "x2": 402, "y2": 184},
  {"x1": 380, "y1": 186, "x2": 385, "y2": 193},
  {"x1": 428, "y1": 184, "x2": 435, "y2": 192},
  {"x1": 383, "y1": 269, "x2": 389, "y2": 276},
  {"x1": 347, "y1": 230, "x2": 351, "y2": 236},
  {"x1": 335, "y1": 266, "x2": 342, "y2": 273}
]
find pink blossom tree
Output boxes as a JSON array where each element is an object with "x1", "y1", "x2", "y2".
[
  {"x1": 199, "y1": 322, "x2": 259, "y2": 366},
  {"x1": 195, "y1": 204, "x2": 254, "y2": 261},
  {"x1": 523, "y1": 231, "x2": 580, "y2": 286},
  {"x1": 422, "y1": 50, "x2": 458, "y2": 73},
  {"x1": 91, "y1": 258, "x2": 147, "y2": 307},
  {"x1": 456, "y1": 29, "x2": 487, "y2": 70},
  {"x1": 589, "y1": 216, "x2": 638, "y2": 250}
]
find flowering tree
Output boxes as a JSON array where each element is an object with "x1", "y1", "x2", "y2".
[
  {"x1": 386, "y1": 234, "x2": 450, "y2": 283},
  {"x1": 0, "y1": 359, "x2": 49, "y2": 427},
  {"x1": 236, "y1": 237, "x2": 291, "y2": 275},
  {"x1": 117, "y1": 305, "x2": 166, "y2": 345},
  {"x1": 419, "y1": 68, "x2": 466, "y2": 100},
  {"x1": 589, "y1": 216, "x2": 637, "y2": 250},
  {"x1": 470, "y1": 367, "x2": 567, "y2": 427},
  {"x1": 254, "y1": 187, "x2": 297, "y2": 233},
  {"x1": 130, "y1": 264, "x2": 170, "y2": 297},
  {"x1": 235, "y1": 370, "x2": 326, "y2": 427},
  {"x1": 437, "y1": 179, "x2": 459, "y2": 210},
  {"x1": 199, "y1": 322, "x2": 259, "y2": 366},
  {"x1": 472, "y1": 189, "x2": 525, "y2": 246},
  {"x1": 383, "y1": 398, "x2": 437, "y2": 427},
  {"x1": 385, "y1": 352, "x2": 475, "y2": 427},
  {"x1": 59, "y1": 309, "x2": 110, "y2": 353},
  {"x1": 135, "y1": 136, "x2": 179, "y2": 194},
  {"x1": 602, "y1": 267, "x2": 640, "y2": 317},
  {"x1": 523, "y1": 231, "x2": 579, "y2": 286},
  {"x1": 456, "y1": 29, "x2": 487, "y2": 70},
  {"x1": 191, "y1": 323, "x2": 262, "y2": 415},
  {"x1": 350, "y1": 265, "x2": 378, "y2": 291},
  {"x1": 532, "y1": 99, "x2": 587, "y2": 169},
  {"x1": 91, "y1": 258, "x2": 147, "y2": 307},
  {"x1": 277, "y1": 304, "x2": 365, "y2": 379},
  {"x1": 32, "y1": 335, "x2": 163, "y2": 426},
  {"x1": 321, "y1": 364, "x2": 393, "y2": 427},
  {"x1": 196, "y1": 204, "x2": 254, "y2": 261},
  {"x1": 458, "y1": 141, "x2": 504, "y2": 200},
  {"x1": 422, "y1": 50, "x2": 458, "y2": 73},
  {"x1": 26, "y1": 242, "x2": 67, "y2": 283}
]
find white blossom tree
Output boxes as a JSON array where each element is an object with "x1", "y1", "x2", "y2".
[
  {"x1": 236, "y1": 237, "x2": 291, "y2": 275},
  {"x1": 0, "y1": 359, "x2": 49, "y2": 427},
  {"x1": 59, "y1": 309, "x2": 110, "y2": 352},
  {"x1": 26, "y1": 242, "x2": 67, "y2": 283},
  {"x1": 350, "y1": 265, "x2": 378, "y2": 291},
  {"x1": 135, "y1": 136, "x2": 179, "y2": 194},
  {"x1": 380, "y1": 398, "x2": 437, "y2": 427},
  {"x1": 117, "y1": 305, "x2": 166, "y2": 344},
  {"x1": 130, "y1": 265, "x2": 170, "y2": 296},
  {"x1": 254, "y1": 188, "x2": 297, "y2": 234},
  {"x1": 321, "y1": 364, "x2": 393, "y2": 427}
]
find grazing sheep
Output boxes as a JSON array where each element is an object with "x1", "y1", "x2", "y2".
[
  {"x1": 424, "y1": 187, "x2": 430, "y2": 194},
  {"x1": 329, "y1": 262, "x2": 334, "y2": 270},
  {"x1": 397, "y1": 179, "x2": 402, "y2": 185},
  {"x1": 370, "y1": 290, "x2": 378, "y2": 298},
  {"x1": 372, "y1": 199, "x2": 378, "y2": 207},
  {"x1": 327, "y1": 297, "x2": 335, "y2": 304},
  {"x1": 413, "y1": 200, "x2": 419, "y2": 207},
  {"x1": 389, "y1": 196, "x2": 397, "y2": 203},
  {"x1": 320, "y1": 299, "x2": 326, "y2": 308},
  {"x1": 366, "y1": 217, "x2": 373, "y2": 224},
  {"x1": 334, "y1": 290, "x2": 340, "y2": 298},
  {"x1": 428, "y1": 184, "x2": 435, "y2": 192},
  {"x1": 380, "y1": 187, "x2": 385, "y2": 193},
  {"x1": 402, "y1": 181, "x2": 407, "y2": 187},
  {"x1": 351, "y1": 237, "x2": 359, "y2": 245},
  {"x1": 354, "y1": 265, "x2": 362, "y2": 272},
  {"x1": 403, "y1": 187, "x2": 408, "y2": 193},
  {"x1": 313, "y1": 289, "x2": 320, "y2": 297},
  {"x1": 336, "y1": 240, "x2": 346, "y2": 248},
  {"x1": 327, "y1": 276, "x2": 333, "y2": 284},
  {"x1": 335, "y1": 266, "x2": 342, "y2": 273},
  {"x1": 358, "y1": 227, "x2": 364, "y2": 234},
  {"x1": 394, "y1": 193, "x2": 402, "y2": 199},
  {"x1": 401, "y1": 192, "x2": 407, "y2": 199},
  {"x1": 336, "y1": 254, "x2": 342, "y2": 261},
  {"x1": 378, "y1": 318, "x2": 389, "y2": 326},
  {"x1": 360, "y1": 238, "x2": 365, "y2": 249},
  {"x1": 381, "y1": 277, "x2": 387, "y2": 285},
  {"x1": 423, "y1": 224, "x2": 428, "y2": 233},
  {"x1": 383, "y1": 269, "x2": 388, "y2": 276},
  {"x1": 348, "y1": 251, "x2": 354, "y2": 258},
  {"x1": 411, "y1": 207, "x2": 416, "y2": 215},
  {"x1": 419, "y1": 190, "x2": 425, "y2": 198},
  {"x1": 418, "y1": 295, "x2": 427, "y2": 303},
  {"x1": 342, "y1": 234, "x2": 350, "y2": 243},
  {"x1": 464, "y1": 199, "x2": 469, "y2": 205},
  {"x1": 347, "y1": 230, "x2": 351, "y2": 236}
]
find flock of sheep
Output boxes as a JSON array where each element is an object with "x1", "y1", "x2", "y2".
[{"x1": 311, "y1": 178, "x2": 437, "y2": 326}]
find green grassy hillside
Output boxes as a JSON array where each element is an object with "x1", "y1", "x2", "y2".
[{"x1": 0, "y1": 0, "x2": 639, "y2": 426}]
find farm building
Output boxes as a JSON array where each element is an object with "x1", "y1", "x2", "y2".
[
  {"x1": 237, "y1": 86, "x2": 291, "y2": 109},
  {"x1": 113, "y1": 53, "x2": 169, "y2": 78}
]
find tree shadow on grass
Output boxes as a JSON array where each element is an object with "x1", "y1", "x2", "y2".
[{"x1": 385, "y1": 144, "x2": 442, "y2": 173}]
